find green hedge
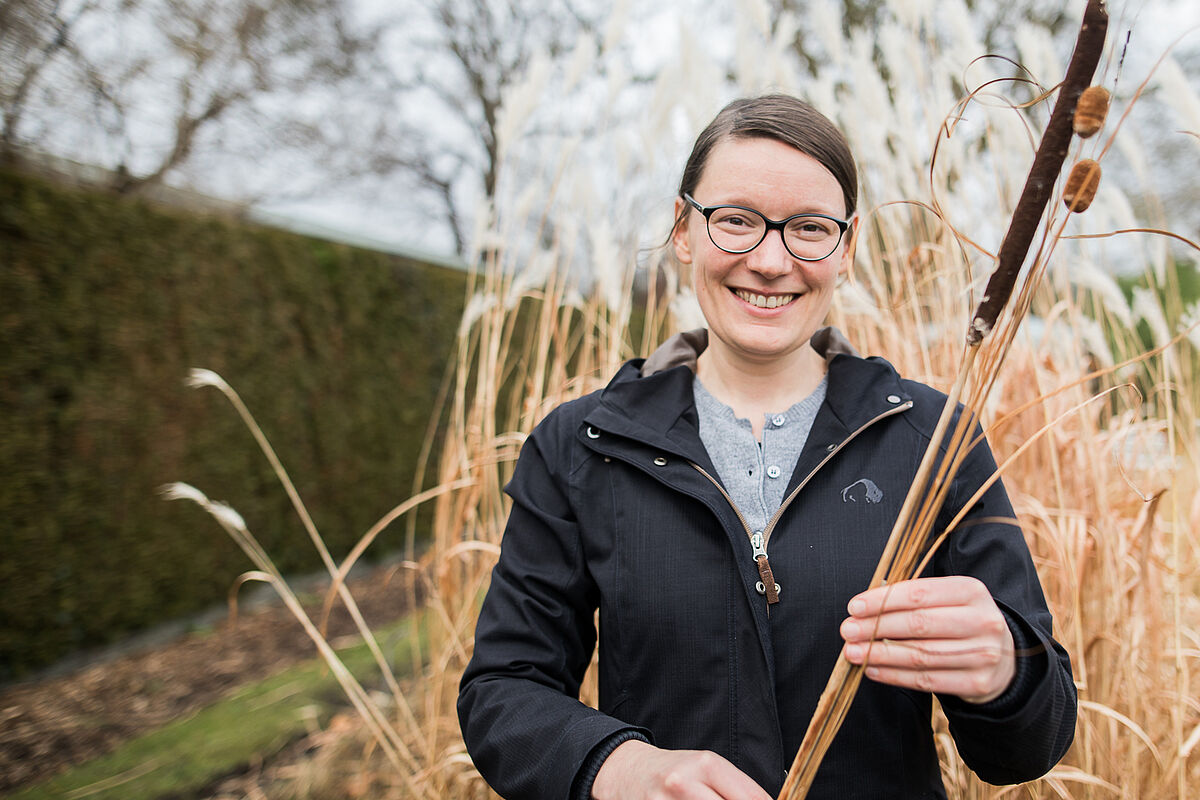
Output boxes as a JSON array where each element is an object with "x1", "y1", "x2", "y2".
[{"x1": 0, "y1": 168, "x2": 466, "y2": 680}]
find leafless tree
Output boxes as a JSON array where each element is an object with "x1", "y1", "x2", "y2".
[
  {"x1": 1, "y1": 0, "x2": 105, "y2": 155},
  {"x1": 2, "y1": 0, "x2": 373, "y2": 196},
  {"x1": 357, "y1": 0, "x2": 612, "y2": 255}
]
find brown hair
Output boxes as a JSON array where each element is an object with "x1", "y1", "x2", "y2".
[{"x1": 674, "y1": 95, "x2": 858, "y2": 232}]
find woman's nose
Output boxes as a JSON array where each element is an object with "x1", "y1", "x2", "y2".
[{"x1": 745, "y1": 228, "x2": 793, "y2": 278}]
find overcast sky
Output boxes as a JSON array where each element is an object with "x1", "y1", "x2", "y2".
[{"x1": 249, "y1": 0, "x2": 1198, "y2": 266}]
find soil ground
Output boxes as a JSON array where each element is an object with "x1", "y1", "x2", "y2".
[{"x1": 0, "y1": 563, "x2": 415, "y2": 796}]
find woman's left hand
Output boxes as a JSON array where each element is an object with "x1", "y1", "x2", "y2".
[{"x1": 839, "y1": 576, "x2": 1015, "y2": 704}]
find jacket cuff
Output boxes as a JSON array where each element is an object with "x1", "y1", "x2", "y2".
[
  {"x1": 570, "y1": 729, "x2": 652, "y2": 800},
  {"x1": 942, "y1": 602, "x2": 1043, "y2": 717}
]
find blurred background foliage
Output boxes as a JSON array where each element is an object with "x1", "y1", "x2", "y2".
[{"x1": 0, "y1": 166, "x2": 465, "y2": 680}]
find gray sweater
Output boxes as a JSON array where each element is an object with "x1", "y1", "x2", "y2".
[{"x1": 693, "y1": 375, "x2": 828, "y2": 535}]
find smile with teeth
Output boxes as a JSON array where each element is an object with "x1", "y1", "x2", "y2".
[{"x1": 733, "y1": 289, "x2": 798, "y2": 309}]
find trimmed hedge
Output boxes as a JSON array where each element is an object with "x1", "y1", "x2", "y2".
[{"x1": 0, "y1": 168, "x2": 466, "y2": 680}]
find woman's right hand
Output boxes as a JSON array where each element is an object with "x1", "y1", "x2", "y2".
[{"x1": 591, "y1": 739, "x2": 773, "y2": 800}]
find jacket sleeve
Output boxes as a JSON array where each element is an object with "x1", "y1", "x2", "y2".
[
  {"x1": 457, "y1": 413, "x2": 650, "y2": 799},
  {"x1": 932, "y1": 430, "x2": 1077, "y2": 785}
]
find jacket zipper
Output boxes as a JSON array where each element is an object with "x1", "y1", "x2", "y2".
[{"x1": 690, "y1": 400, "x2": 914, "y2": 612}]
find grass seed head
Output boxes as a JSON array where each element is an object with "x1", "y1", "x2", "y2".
[
  {"x1": 1073, "y1": 86, "x2": 1111, "y2": 138},
  {"x1": 185, "y1": 368, "x2": 232, "y2": 393},
  {"x1": 1064, "y1": 158, "x2": 1102, "y2": 212},
  {"x1": 159, "y1": 482, "x2": 209, "y2": 505}
]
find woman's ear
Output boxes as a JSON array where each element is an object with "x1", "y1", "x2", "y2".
[{"x1": 672, "y1": 197, "x2": 693, "y2": 265}]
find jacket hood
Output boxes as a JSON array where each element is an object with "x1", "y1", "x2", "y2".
[{"x1": 640, "y1": 326, "x2": 862, "y2": 377}]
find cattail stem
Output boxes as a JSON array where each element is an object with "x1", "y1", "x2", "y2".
[{"x1": 967, "y1": 0, "x2": 1108, "y2": 345}]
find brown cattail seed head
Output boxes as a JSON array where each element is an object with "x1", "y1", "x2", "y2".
[
  {"x1": 1064, "y1": 159, "x2": 1102, "y2": 212},
  {"x1": 1073, "y1": 86, "x2": 1111, "y2": 138}
]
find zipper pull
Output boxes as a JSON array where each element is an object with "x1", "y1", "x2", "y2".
[{"x1": 751, "y1": 531, "x2": 780, "y2": 605}]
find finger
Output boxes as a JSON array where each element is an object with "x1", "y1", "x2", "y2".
[
  {"x1": 860, "y1": 661, "x2": 1011, "y2": 702},
  {"x1": 847, "y1": 576, "x2": 987, "y2": 617},
  {"x1": 696, "y1": 751, "x2": 774, "y2": 800},
  {"x1": 840, "y1": 603, "x2": 1007, "y2": 643},
  {"x1": 843, "y1": 636, "x2": 1008, "y2": 671}
]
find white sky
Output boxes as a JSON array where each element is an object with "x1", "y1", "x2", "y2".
[{"x1": 259, "y1": 0, "x2": 1200, "y2": 263}]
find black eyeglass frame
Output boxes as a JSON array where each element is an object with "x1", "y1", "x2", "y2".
[{"x1": 681, "y1": 193, "x2": 852, "y2": 262}]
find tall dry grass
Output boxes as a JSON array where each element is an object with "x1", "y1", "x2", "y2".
[{"x1": 168, "y1": 0, "x2": 1200, "y2": 797}]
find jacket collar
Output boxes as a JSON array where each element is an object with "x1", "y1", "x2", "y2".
[
  {"x1": 639, "y1": 327, "x2": 861, "y2": 376},
  {"x1": 584, "y1": 327, "x2": 912, "y2": 461}
]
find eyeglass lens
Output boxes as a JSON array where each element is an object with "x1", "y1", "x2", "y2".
[{"x1": 707, "y1": 207, "x2": 843, "y2": 261}]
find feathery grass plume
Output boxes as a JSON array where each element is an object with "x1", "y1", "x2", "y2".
[
  {"x1": 174, "y1": 363, "x2": 504, "y2": 795},
  {"x1": 159, "y1": 482, "x2": 429, "y2": 798},
  {"x1": 183, "y1": 368, "x2": 422, "y2": 742}
]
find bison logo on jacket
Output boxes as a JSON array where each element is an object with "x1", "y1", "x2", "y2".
[{"x1": 841, "y1": 478, "x2": 883, "y2": 504}]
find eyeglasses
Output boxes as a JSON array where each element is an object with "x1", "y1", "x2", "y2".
[{"x1": 682, "y1": 193, "x2": 851, "y2": 262}]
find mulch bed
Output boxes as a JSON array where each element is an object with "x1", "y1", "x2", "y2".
[{"x1": 0, "y1": 563, "x2": 415, "y2": 795}]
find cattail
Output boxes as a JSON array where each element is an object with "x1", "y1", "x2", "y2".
[
  {"x1": 965, "y1": 0, "x2": 1109, "y2": 346},
  {"x1": 1064, "y1": 159, "x2": 1102, "y2": 212},
  {"x1": 1073, "y1": 86, "x2": 1111, "y2": 138}
]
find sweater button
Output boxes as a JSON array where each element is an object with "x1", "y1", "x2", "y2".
[
  {"x1": 766, "y1": 465, "x2": 781, "y2": 479},
  {"x1": 771, "y1": 414, "x2": 786, "y2": 427}
]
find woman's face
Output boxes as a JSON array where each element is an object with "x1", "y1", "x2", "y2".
[{"x1": 673, "y1": 136, "x2": 851, "y2": 367}]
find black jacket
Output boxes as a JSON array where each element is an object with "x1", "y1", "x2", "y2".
[{"x1": 458, "y1": 328, "x2": 1076, "y2": 799}]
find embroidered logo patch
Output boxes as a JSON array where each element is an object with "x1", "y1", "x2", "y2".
[{"x1": 841, "y1": 478, "x2": 883, "y2": 504}]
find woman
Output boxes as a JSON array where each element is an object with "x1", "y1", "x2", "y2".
[{"x1": 458, "y1": 95, "x2": 1076, "y2": 800}]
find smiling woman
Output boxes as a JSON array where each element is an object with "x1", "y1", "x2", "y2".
[
  {"x1": 673, "y1": 135, "x2": 852, "y2": 434},
  {"x1": 456, "y1": 94, "x2": 1077, "y2": 800}
]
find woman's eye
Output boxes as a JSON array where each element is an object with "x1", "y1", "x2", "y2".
[
  {"x1": 789, "y1": 218, "x2": 836, "y2": 238},
  {"x1": 718, "y1": 213, "x2": 752, "y2": 227}
]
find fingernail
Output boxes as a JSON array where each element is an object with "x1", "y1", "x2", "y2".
[
  {"x1": 848, "y1": 598, "x2": 865, "y2": 615},
  {"x1": 845, "y1": 644, "x2": 863, "y2": 661}
]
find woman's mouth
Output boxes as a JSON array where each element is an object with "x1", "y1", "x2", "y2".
[{"x1": 733, "y1": 289, "x2": 798, "y2": 309}]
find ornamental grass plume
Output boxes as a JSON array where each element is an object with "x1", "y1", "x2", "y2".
[
  {"x1": 182, "y1": 368, "x2": 421, "y2": 735},
  {"x1": 159, "y1": 481, "x2": 428, "y2": 797},
  {"x1": 167, "y1": 369, "x2": 474, "y2": 799}
]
